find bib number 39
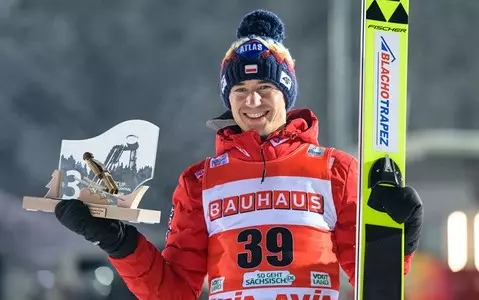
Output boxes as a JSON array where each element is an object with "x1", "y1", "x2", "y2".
[{"x1": 237, "y1": 227, "x2": 293, "y2": 269}]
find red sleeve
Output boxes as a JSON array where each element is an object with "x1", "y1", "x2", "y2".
[
  {"x1": 330, "y1": 150, "x2": 414, "y2": 287},
  {"x1": 108, "y1": 162, "x2": 208, "y2": 300},
  {"x1": 330, "y1": 150, "x2": 357, "y2": 285}
]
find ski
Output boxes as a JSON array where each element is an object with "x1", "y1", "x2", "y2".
[{"x1": 355, "y1": 1, "x2": 409, "y2": 300}]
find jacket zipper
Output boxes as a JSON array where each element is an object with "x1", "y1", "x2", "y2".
[
  {"x1": 260, "y1": 144, "x2": 266, "y2": 183},
  {"x1": 259, "y1": 130, "x2": 295, "y2": 184}
]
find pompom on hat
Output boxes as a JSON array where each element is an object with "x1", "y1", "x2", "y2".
[{"x1": 219, "y1": 9, "x2": 298, "y2": 111}]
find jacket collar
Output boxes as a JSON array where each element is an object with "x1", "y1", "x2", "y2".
[{"x1": 206, "y1": 108, "x2": 320, "y2": 161}]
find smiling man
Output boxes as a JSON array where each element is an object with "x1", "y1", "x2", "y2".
[
  {"x1": 229, "y1": 79, "x2": 287, "y2": 137},
  {"x1": 54, "y1": 9, "x2": 423, "y2": 300}
]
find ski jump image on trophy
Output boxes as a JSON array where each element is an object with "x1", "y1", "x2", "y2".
[{"x1": 22, "y1": 120, "x2": 162, "y2": 224}]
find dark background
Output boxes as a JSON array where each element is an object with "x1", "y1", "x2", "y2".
[{"x1": 0, "y1": 0, "x2": 478, "y2": 299}]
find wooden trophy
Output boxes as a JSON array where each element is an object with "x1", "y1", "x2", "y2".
[{"x1": 22, "y1": 120, "x2": 162, "y2": 224}]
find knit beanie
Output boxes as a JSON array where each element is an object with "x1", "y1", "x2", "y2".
[{"x1": 220, "y1": 9, "x2": 298, "y2": 111}]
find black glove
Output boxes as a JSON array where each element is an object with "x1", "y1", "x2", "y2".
[
  {"x1": 54, "y1": 200, "x2": 139, "y2": 258},
  {"x1": 368, "y1": 185, "x2": 424, "y2": 256}
]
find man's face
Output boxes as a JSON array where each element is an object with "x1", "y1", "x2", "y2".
[{"x1": 229, "y1": 79, "x2": 287, "y2": 137}]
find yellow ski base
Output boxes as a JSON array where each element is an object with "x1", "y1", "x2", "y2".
[{"x1": 355, "y1": 0, "x2": 409, "y2": 299}]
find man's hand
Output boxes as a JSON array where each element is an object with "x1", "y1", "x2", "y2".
[
  {"x1": 369, "y1": 185, "x2": 424, "y2": 255},
  {"x1": 55, "y1": 200, "x2": 139, "y2": 258}
]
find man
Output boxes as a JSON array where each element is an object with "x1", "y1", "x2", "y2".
[{"x1": 55, "y1": 9, "x2": 423, "y2": 300}]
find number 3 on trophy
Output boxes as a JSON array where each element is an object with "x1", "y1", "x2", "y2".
[{"x1": 62, "y1": 169, "x2": 81, "y2": 199}]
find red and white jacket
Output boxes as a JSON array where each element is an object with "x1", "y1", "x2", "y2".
[{"x1": 109, "y1": 108, "x2": 414, "y2": 300}]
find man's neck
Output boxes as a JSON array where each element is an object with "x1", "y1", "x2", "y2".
[{"x1": 259, "y1": 123, "x2": 287, "y2": 141}]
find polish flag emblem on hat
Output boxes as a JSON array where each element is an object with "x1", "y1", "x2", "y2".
[{"x1": 244, "y1": 64, "x2": 258, "y2": 74}]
